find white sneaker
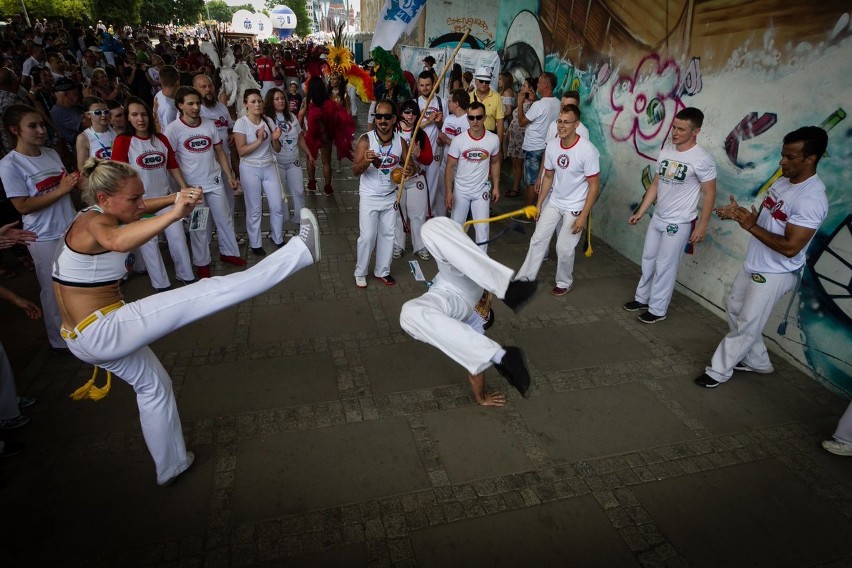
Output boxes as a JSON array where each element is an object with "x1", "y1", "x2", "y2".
[
  {"x1": 355, "y1": 275, "x2": 367, "y2": 288},
  {"x1": 392, "y1": 247, "x2": 403, "y2": 259},
  {"x1": 298, "y1": 208, "x2": 321, "y2": 263},
  {"x1": 822, "y1": 440, "x2": 852, "y2": 456},
  {"x1": 416, "y1": 249, "x2": 431, "y2": 260}
]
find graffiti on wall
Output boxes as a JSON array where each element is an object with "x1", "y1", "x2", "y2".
[{"x1": 487, "y1": 0, "x2": 852, "y2": 392}]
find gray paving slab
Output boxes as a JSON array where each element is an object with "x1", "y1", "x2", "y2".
[
  {"x1": 365, "y1": 341, "x2": 464, "y2": 394},
  {"x1": 254, "y1": 544, "x2": 368, "y2": 566},
  {"x1": 180, "y1": 354, "x2": 339, "y2": 420},
  {"x1": 634, "y1": 312, "x2": 723, "y2": 355},
  {"x1": 250, "y1": 297, "x2": 377, "y2": 342},
  {"x1": 518, "y1": 383, "x2": 698, "y2": 463},
  {"x1": 655, "y1": 372, "x2": 832, "y2": 435},
  {"x1": 566, "y1": 275, "x2": 643, "y2": 309},
  {"x1": 515, "y1": 320, "x2": 653, "y2": 372},
  {"x1": 267, "y1": 262, "x2": 322, "y2": 294},
  {"x1": 424, "y1": 406, "x2": 533, "y2": 483},
  {"x1": 234, "y1": 417, "x2": 431, "y2": 521},
  {"x1": 410, "y1": 495, "x2": 638, "y2": 567},
  {"x1": 632, "y1": 459, "x2": 852, "y2": 568},
  {"x1": 152, "y1": 306, "x2": 239, "y2": 351}
]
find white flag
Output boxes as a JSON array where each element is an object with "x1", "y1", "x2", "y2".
[{"x1": 372, "y1": 0, "x2": 427, "y2": 51}]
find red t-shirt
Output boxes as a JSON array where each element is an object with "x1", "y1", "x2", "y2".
[{"x1": 256, "y1": 56, "x2": 275, "y2": 82}]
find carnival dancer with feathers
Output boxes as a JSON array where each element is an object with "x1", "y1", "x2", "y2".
[{"x1": 299, "y1": 76, "x2": 354, "y2": 195}]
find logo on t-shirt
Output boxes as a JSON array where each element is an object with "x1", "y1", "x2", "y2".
[
  {"x1": 184, "y1": 135, "x2": 213, "y2": 153},
  {"x1": 214, "y1": 116, "x2": 229, "y2": 128},
  {"x1": 95, "y1": 147, "x2": 111, "y2": 159},
  {"x1": 461, "y1": 148, "x2": 490, "y2": 162},
  {"x1": 762, "y1": 195, "x2": 788, "y2": 222},
  {"x1": 34, "y1": 171, "x2": 65, "y2": 192},
  {"x1": 137, "y1": 151, "x2": 166, "y2": 169},
  {"x1": 557, "y1": 154, "x2": 570, "y2": 168},
  {"x1": 445, "y1": 126, "x2": 462, "y2": 137}
]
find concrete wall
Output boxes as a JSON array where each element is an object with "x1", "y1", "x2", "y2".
[{"x1": 426, "y1": 0, "x2": 852, "y2": 394}]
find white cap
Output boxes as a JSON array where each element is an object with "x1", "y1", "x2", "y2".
[{"x1": 473, "y1": 66, "x2": 492, "y2": 81}]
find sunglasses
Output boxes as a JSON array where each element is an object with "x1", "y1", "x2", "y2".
[
  {"x1": 374, "y1": 113, "x2": 395, "y2": 120},
  {"x1": 87, "y1": 109, "x2": 110, "y2": 116},
  {"x1": 401, "y1": 109, "x2": 416, "y2": 115},
  {"x1": 467, "y1": 114, "x2": 485, "y2": 121},
  {"x1": 476, "y1": 79, "x2": 489, "y2": 83}
]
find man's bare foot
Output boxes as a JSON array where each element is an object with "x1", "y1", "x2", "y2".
[{"x1": 469, "y1": 374, "x2": 506, "y2": 407}]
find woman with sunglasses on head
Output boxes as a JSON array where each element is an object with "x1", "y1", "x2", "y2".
[
  {"x1": 392, "y1": 99, "x2": 432, "y2": 261},
  {"x1": 0, "y1": 104, "x2": 80, "y2": 352},
  {"x1": 233, "y1": 88, "x2": 285, "y2": 256},
  {"x1": 265, "y1": 87, "x2": 313, "y2": 224},
  {"x1": 75, "y1": 97, "x2": 117, "y2": 172},
  {"x1": 111, "y1": 96, "x2": 196, "y2": 291},
  {"x1": 51, "y1": 158, "x2": 321, "y2": 486}
]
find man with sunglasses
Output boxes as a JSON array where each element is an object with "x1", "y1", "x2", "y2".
[
  {"x1": 351, "y1": 100, "x2": 415, "y2": 289},
  {"x1": 445, "y1": 101, "x2": 501, "y2": 252},
  {"x1": 469, "y1": 66, "x2": 504, "y2": 143}
]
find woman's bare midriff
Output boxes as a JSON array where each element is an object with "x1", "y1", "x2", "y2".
[{"x1": 54, "y1": 281, "x2": 124, "y2": 331}]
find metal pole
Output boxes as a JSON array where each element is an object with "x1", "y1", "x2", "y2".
[{"x1": 20, "y1": 0, "x2": 31, "y2": 28}]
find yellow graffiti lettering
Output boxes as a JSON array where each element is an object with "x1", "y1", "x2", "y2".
[{"x1": 446, "y1": 17, "x2": 492, "y2": 39}]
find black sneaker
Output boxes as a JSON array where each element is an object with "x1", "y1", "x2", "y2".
[
  {"x1": 374, "y1": 274, "x2": 396, "y2": 286},
  {"x1": 494, "y1": 346, "x2": 532, "y2": 398},
  {"x1": 638, "y1": 311, "x2": 666, "y2": 324},
  {"x1": 623, "y1": 300, "x2": 649, "y2": 312},
  {"x1": 694, "y1": 373, "x2": 720, "y2": 388},
  {"x1": 503, "y1": 280, "x2": 539, "y2": 314},
  {"x1": 251, "y1": 247, "x2": 267, "y2": 257}
]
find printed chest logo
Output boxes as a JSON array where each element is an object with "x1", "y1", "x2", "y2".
[
  {"x1": 34, "y1": 171, "x2": 65, "y2": 192},
  {"x1": 462, "y1": 148, "x2": 489, "y2": 162},
  {"x1": 214, "y1": 116, "x2": 228, "y2": 128},
  {"x1": 95, "y1": 147, "x2": 111, "y2": 159},
  {"x1": 445, "y1": 126, "x2": 461, "y2": 136},
  {"x1": 137, "y1": 151, "x2": 166, "y2": 169},
  {"x1": 659, "y1": 159, "x2": 688, "y2": 182},
  {"x1": 557, "y1": 154, "x2": 570, "y2": 168},
  {"x1": 762, "y1": 195, "x2": 788, "y2": 222},
  {"x1": 184, "y1": 135, "x2": 212, "y2": 153},
  {"x1": 379, "y1": 155, "x2": 400, "y2": 174}
]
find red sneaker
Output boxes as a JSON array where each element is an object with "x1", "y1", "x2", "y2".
[
  {"x1": 219, "y1": 255, "x2": 246, "y2": 267},
  {"x1": 307, "y1": 179, "x2": 317, "y2": 192},
  {"x1": 323, "y1": 183, "x2": 334, "y2": 195},
  {"x1": 197, "y1": 265, "x2": 211, "y2": 278}
]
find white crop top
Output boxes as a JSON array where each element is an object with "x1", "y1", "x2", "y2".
[{"x1": 52, "y1": 206, "x2": 130, "y2": 286}]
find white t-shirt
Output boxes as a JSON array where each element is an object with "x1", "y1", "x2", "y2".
[
  {"x1": 164, "y1": 117, "x2": 223, "y2": 189},
  {"x1": 233, "y1": 115, "x2": 276, "y2": 164},
  {"x1": 155, "y1": 91, "x2": 178, "y2": 130},
  {"x1": 417, "y1": 95, "x2": 447, "y2": 153},
  {"x1": 522, "y1": 96, "x2": 561, "y2": 152},
  {"x1": 358, "y1": 131, "x2": 403, "y2": 198},
  {"x1": 273, "y1": 113, "x2": 301, "y2": 163},
  {"x1": 83, "y1": 127, "x2": 117, "y2": 159},
  {"x1": 199, "y1": 102, "x2": 233, "y2": 143},
  {"x1": 442, "y1": 113, "x2": 469, "y2": 142},
  {"x1": 652, "y1": 144, "x2": 716, "y2": 224},
  {"x1": 744, "y1": 174, "x2": 828, "y2": 274},
  {"x1": 542, "y1": 136, "x2": 600, "y2": 211},
  {"x1": 545, "y1": 120, "x2": 590, "y2": 143},
  {"x1": 112, "y1": 133, "x2": 179, "y2": 198},
  {"x1": 22, "y1": 56, "x2": 41, "y2": 77},
  {"x1": 0, "y1": 148, "x2": 75, "y2": 241},
  {"x1": 447, "y1": 130, "x2": 500, "y2": 196}
]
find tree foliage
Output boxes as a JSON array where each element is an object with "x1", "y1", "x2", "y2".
[
  {"x1": 0, "y1": 0, "x2": 91, "y2": 19},
  {"x1": 91, "y1": 0, "x2": 143, "y2": 25},
  {"x1": 203, "y1": 0, "x2": 231, "y2": 22},
  {"x1": 173, "y1": 0, "x2": 203, "y2": 24},
  {"x1": 265, "y1": 0, "x2": 311, "y2": 38}
]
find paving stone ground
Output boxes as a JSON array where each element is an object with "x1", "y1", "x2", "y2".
[{"x1": 1, "y1": 109, "x2": 851, "y2": 567}]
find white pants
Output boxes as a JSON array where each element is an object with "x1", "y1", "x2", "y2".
[
  {"x1": 833, "y1": 401, "x2": 852, "y2": 445},
  {"x1": 400, "y1": 217, "x2": 515, "y2": 375},
  {"x1": 705, "y1": 267, "x2": 796, "y2": 382},
  {"x1": 277, "y1": 158, "x2": 304, "y2": 223},
  {"x1": 393, "y1": 174, "x2": 429, "y2": 253},
  {"x1": 138, "y1": 207, "x2": 195, "y2": 289},
  {"x1": 426, "y1": 156, "x2": 445, "y2": 217},
  {"x1": 634, "y1": 216, "x2": 693, "y2": 316},
  {"x1": 0, "y1": 342, "x2": 20, "y2": 421},
  {"x1": 221, "y1": 144, "x2": 236, "y2": 217},
  {"x1": 450, "y1": 189, "x2": 492, "y2": 253},
  {"x1": 62, "y1": 237, "x2": 313, "y2": 484},
  {"x1": 516, "y1": 203, "x2": 583, "y2": 288},
  {"x1": 260, "y1": 81, "x2": 276, "y2": 98},
  {"x1": 240, "y1": 162, "x2": 285, "y2": 247},
  {"x1": 355, "y1": 194, "x2": 395, "y2": 278},
  {"x1": 190, "y1": 183, "x2": 241, "y2": 266},
  {"x1": 29, "y1": 239, "x2": 64, "y2": 348}
]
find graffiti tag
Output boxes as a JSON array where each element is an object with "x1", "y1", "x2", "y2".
[
  {"x1": 447, "y1": 17, "x2": 492, "y2": 39},
  {"x1": 724, "y1": 112, "x2": 778, "y2": 168}
]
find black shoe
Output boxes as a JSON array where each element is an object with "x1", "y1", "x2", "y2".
[
  {"x1": 483, "y1": 308, "x2": 495, "y2": 331},
  {"x1": 251, "y1": 247, "x2": 267, "y2": 257},
  {"x1": 178, "y1": 278, "x2": 197, "y2": 286},
  {"x1": 0, "y1": 440, "x2": 24, "y2": 458},
  {"x1": 155, "y1": 285, "x2": 173, "y2": 293},
  {"x1": 694, "y1": 373, "x2": 721, "y2": 388},
  {"x1": 494, "y1": 346, "x2": 532, "y2": 398},
  {"x1": 269, "y1": 235, "x2": 285, "y2": 248},
  {"x1": 503, "y1": 280, "x2": 539, "y2": 314},
  {"x1": 623, "y1": 300, "x2": 649, "y2": 312},
  {"x1": 638, "y1": 311, "x2": 666, "y2": 324}
]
